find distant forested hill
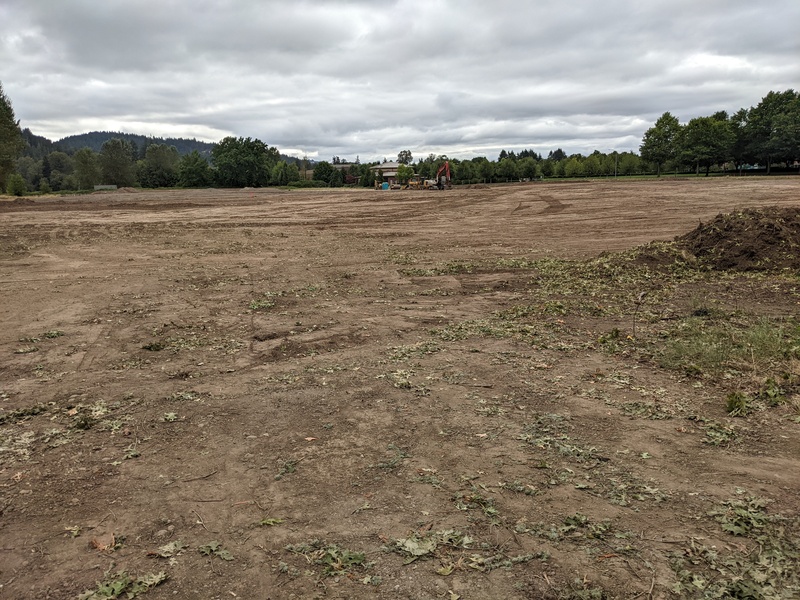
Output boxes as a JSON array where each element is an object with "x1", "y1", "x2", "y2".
[
  {"x1": 57, "y1": 131, "x2": 215, "y2": 156},
  {"x1": 21, "y1": 128, "x2": 61, "y2": 159},
  {"x1": 53, "y1": 131, "x2": 301, "y2": 164}
]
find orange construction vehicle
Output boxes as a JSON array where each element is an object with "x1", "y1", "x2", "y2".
[{"x1": 434, "y1": 161, "x2": 451, "y2": 189}]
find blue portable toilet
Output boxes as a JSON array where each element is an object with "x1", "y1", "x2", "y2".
[{"x1": 382, "y1": 182, "x2": 389, "y2": 190}]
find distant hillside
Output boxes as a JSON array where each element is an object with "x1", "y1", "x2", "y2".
[
  {"x1": 21, "y1": 128, "x2": 63, "y2": 159},
  {"x1": 53, "y1": 131, "x2": 302, "y2": 164},
  {"x1": 57, "y1": 131, "x2": 215, "y2": 157}
]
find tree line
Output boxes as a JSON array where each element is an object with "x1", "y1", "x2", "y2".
[
  {"x1": 640, "y1": 90, "x2": 799, "y2": 176},
  {"x1": 2, "y1": 81, "x2": 798, "y2": 196},
  {"x1": 5, "y1": 133, "x2": 304, "y2": 194}
]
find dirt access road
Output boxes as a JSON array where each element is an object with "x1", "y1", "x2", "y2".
[{"x1": 1, "y1": 178, "x2": 799, "y2": 599}]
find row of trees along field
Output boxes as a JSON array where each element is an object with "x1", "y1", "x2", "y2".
[
  {"x1": 641, "y1": 90, "x2": 800, "y2": 176},
  {"x1": 1, "y1": 82, "x2": 798, "y2": 195}
]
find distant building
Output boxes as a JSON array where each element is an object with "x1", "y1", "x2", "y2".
[
  {"x1": 331, "y1": 162, "x2": 361, "y2": 184},
  {"x1": 370, "y1": 161, "x2": 400, "y2": 186}
]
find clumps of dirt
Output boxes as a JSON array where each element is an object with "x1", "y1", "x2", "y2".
[{"x1": 676, "y1": 206, "x2": 800, "y2": 271}]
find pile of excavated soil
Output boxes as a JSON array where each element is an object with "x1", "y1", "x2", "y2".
[{"x1": 676, "y1": 206, "x2": 800, "y2": 271}]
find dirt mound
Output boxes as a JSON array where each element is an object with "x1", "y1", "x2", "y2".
[{"x1": 676, "y1": 206, "x2": 800, "y2": 271}]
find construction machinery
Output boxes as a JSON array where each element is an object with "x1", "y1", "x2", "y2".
[
  {"x1": 401, "y1": 161, "x2": 452, "y2": 190},
  {"x1": 404, "y1": 175, "x2": 424, "y2": 190},
  {"x1": 434, "y1": 161, "x2": 451, "y2": 189},
  {"x1": 404, "y1": 175, "x2": 438, "y2": 190}
]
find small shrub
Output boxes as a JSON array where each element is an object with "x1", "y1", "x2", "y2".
[
  {"x1": 6, "y1": 173, "x2": 27, "y2": 196},
  {"x1": 287, "y1": 179, "x2": 328, "y2": 188}
]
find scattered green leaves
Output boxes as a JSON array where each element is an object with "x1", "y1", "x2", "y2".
[
  {"x1": 77, "y1": 570, "x2": 167, "y2": 600},
  {"x1": 689, "y1": 416, "x2": 738, "y2": 446},
  {"x1": 285, "y1": 540, "x2": 370, "y2": 576},
  {"x1": 198, "y1": 540, "x2": 234, "y2": 561},
  {"x1": 274, "y1": 459, "x2": 297, "y2": 480},
  {"x1": 672, "y1": 492, "x2": 799, "y2": 598}
]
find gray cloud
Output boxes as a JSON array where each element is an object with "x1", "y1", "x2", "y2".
[{"x1": 2, "y1": 0, "x2": 798, "y2": 161}]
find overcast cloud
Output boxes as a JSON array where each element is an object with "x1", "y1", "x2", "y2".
[{"x1": 2, "y1": 0, "x2": 798, "y2": 161}]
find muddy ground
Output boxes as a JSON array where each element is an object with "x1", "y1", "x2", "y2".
[{"x1": 1, "y1": 178, "x2": 799, "y2": 599}]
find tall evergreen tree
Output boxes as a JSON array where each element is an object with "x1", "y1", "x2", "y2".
[{"x1": 0, "y1": 81, "x2": 24, "y2": 190}]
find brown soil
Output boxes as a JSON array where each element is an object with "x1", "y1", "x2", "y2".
[
  {"x1": 677, "y1": 206, "x2": 800, "y2": 271},
  {"x1": 1, "y1": 178, "x2": 800, "y2": 599}
]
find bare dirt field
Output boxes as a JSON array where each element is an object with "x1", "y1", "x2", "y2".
[{"x1": 1, "y1": 178, "x2": 799, "y2": 599}]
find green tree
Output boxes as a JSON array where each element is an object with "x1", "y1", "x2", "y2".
[
  {"x1": 138, "y1": 144, "x2": 180, "y2": 188},
  {"x1": 746, "y1": 90, "x2": 799, "y2": 173},
  {"x1": 0, "y1": 82, "x2": 24, "y2": 191},
  {"x1": 48, "y1": 151, "x2": 73, "y2": 175},
  {"x1": 640, "y1": 112, "x2": 681, "y2": 176},
  {"x1": 497, "y1": 157, "x2": 519, "y2": 181},
  {"x1": 212, "y1": 136, "x2": 279, "y2": 187},
  {"x1": 583, "y1": 153, "x2": 602, "y2": 177},
  {"x1": 360, "y1": 165, "x2": 376, "y2": 188},
  {"x1": 16, "y1": 156, "x2": 42, "y2": 191},
  {"x1": 518, "y1": 157, "x2": 539, "y2": 180},
  {"x1": 73, "y1": 148, "x2": 101, "y2": 189},
  {"x1": 730, "y1": 108, "x2": 752, "y2": 172},
  {"x1": 396, "y1": 163, "x2": 414, "y2": 184},
  {"x1": 312, "y1": 161, "x2": 335, "y2": 183},
  {"x1": 475, "y1": 158, "x2": 494, "y2": 183},
  {"x1": 177, "y1": 151, "x2": 211, "y2": 187},
  {"x1": 680, "y1": 116, "x2": 734, "y2": 176},
  {"x1": 455, "y1": 160, "x2": 475, "y2": 184},
  {"x1": 397, "y1": 150, "x2": 413, "y2": 165},
  {"x1": 618, "y1": 152, "x2": 641, "y2": 176},
  {"x1": 48, "y1": 170, "x2": 66, "y2": 191},
  {"x1": 328, "y1": 167, "x2": 343, "y2": 187},
  {"x1": 564, "y1": 156, "x2": 584, "y2": 178},
  {"x1": 271, "y1": 161, "x2": 290, "y2": 186},
  {"x1": 286, "y1": 162, "x2": 301, "y2": 183},
  {"x1": 100, "y1": 138, "x2": 137, "y2": 187},
  {"x1": 600, "y1": 153, "x2": 616, "y2": 177},
  {"x1": 5, "y1": 172, "x2": 26, "y2": 196},
  {"x1": 764, "y1": 98, "x2": 800, "y2": 168}
]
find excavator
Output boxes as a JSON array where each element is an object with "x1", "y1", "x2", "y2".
[{"x1": 433, "y1": 161, "x2": 451, "y2": 189}]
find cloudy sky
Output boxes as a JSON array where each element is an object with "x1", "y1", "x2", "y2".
[{"x1": 2, "y1": 1, "x2": 798, "y2": 162}]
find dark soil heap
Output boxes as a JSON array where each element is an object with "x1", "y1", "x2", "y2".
[{"x1": 677, "y1": 206, "x2": 800, "y2": 271}]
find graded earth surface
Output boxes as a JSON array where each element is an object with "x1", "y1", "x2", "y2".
[{"x1": 1, "y1": 178, "x2": 799, "y2": 599}]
